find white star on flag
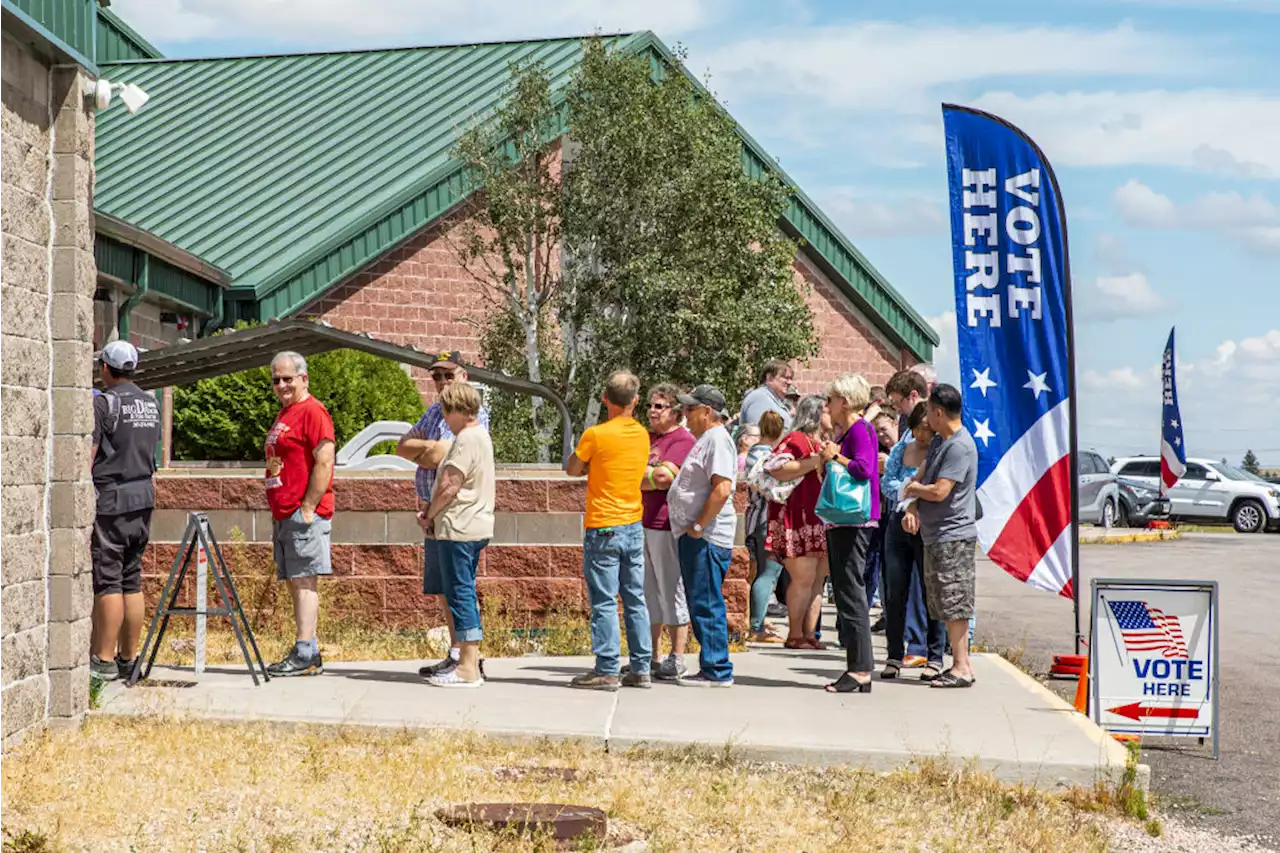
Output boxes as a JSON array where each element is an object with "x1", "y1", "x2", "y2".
[
  {"x1": 1171, "y1": 419, "x2": 1179, "y2": 428},
  {"x1": 970, "y1": 367, "x2": 997, "y2": 397},
  {"x1": 1023, "y1": 370, "x2": 1052, "y2": 400},
  {"x1": 1174, "y1": 436, "x2": 1181, "y2": 446},
  {"x1": 973, "y1": 418, "x2": 995, "y2": 447}
]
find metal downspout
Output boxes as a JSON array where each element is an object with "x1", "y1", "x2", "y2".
[
  {"x1": 200, "y1": 287, "x2": 224, "y2": 337},
  {"x1": 118, "y1": 252, "x2": 149, "y2": 340}
]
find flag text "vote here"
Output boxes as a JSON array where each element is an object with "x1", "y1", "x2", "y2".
[{"x1": 960, "y1": 168, "x2": 1044, "y2": 327}]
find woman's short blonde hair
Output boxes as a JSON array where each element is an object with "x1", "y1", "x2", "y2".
[
  {"x1": 440, "y1": 382, "x2": 482, "y2": 418},
  {"x1": 826, "y1": 374, "x2": 871, "y2": 412}
]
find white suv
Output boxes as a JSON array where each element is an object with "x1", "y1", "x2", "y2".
[{"x1": 1110, "y1": 456, "x2": 1280, "y2": 533}]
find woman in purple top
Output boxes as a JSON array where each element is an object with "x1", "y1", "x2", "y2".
[{"x1": 819, "y1": 373, "x2": 881, "y2": 693}]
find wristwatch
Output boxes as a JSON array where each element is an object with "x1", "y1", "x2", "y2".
[{"x1": 692, "y1": 523, "x2": 704, "y2": 534}]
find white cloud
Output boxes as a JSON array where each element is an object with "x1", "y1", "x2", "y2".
[
  {"x1": 1112, "y1": 180, "x2": 1178, "y2": 226},
  {"x1": 1089, "y1": 272, "x2": 1175, "y2": 319},
  {"x1": 968, "y1": 90, "x2": 1280, "y2": 179},
  {"x1": 926, "y1": 310, "x2": 960, "y2": 388},
  {"x1": 1111, "y1": 180, "x2": 1280, "y2": 254},
  {"x1": 1080, "y1": 366, "x2": 1145, "y2": 392},
  {"x1": 111, "y1": 0, "x2": 711, "y2": 46},
  {"x1": 819, "y1": 189, "x2": 947, "y2": 238},
  {"x1": 705, "y1": 22, "x2": 1191, "y2": 113}
]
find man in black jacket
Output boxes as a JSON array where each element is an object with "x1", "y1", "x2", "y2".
[{"x1": 90, "y1": 341, "x2": 161, "y2": 681}]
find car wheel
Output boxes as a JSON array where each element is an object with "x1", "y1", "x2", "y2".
[
  {"x1": 1116, "y1": 500, "x2": 1131, "y2": 528},
  {"x1": 1232, "y1": 500, "x2": 1266, "y2": 534},
  {"x1": 1099, "y1": 498, "x2": 1116, "y2": 528}
]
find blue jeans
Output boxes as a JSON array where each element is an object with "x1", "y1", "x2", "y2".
[
  {"x1": 437, "y1": 539, "x2": 488, "y2": 643},
  {"x1": 677, "y1": 535, "x2": 733, "y2": 682},
  {"x1": 745, "y1": 522, "x2": 782, "y2": 633},
  {"x1": 583, "y1": 523, "x2": 651, "y2": 676},
  {"x1": 884, "y1": 516, "x2": 944, "y2": 667}
]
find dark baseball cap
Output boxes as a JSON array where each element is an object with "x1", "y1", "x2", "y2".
[
  {"x1": 428, "y1": 348, "x2": 463, "y2": 370},
  {"x1": 677, "y1": 384, "x2": 729, "y2": 418}
]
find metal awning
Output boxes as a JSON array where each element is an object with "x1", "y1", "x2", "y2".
[{"x1": 133, "y1": 319, "x2": 574, "y2": 460}]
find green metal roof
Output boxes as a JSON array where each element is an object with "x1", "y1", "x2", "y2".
[
  {"x1": 97, "y1": 4, "x2": 161, "y2": 62},
  {"x1": 96, "y1": 31, "x2": 936, "y2": 360}
]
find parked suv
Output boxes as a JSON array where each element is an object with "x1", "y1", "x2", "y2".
[
  {"x1": 1078, "y1": 451, "x2": 1120, "y2": 527},
  {"x1": 1110, "y1": 456, "x2": 1280, "y2": 533}
]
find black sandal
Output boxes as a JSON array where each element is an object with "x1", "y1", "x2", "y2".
[
  {"x1": 880, "y1": 663, "x2": 901, "y2": 680},
  {"x1": 929, "y1": 669, "x2": 975, "y2": 689},
  {"x1": 825, "y1": 673, "x2": 872, "y2": 694}
]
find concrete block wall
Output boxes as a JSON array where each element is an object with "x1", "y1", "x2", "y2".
[
  {"x1": 1, "y1": 39, "x2": 97, "y2": 751},
  {"x1": 142, "y1": 473, "x2": 753, "y2": 633}
]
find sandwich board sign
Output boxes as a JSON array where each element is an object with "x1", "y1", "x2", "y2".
[{"x1": 1090, "y1": 579, "x2": 1219, "y2": 758}]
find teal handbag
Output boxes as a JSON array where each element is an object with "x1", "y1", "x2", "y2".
[{"x1": 815, "y1": 461, "x2": 872, "y2": 525}]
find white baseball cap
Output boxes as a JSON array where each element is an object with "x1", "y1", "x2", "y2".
[{"x1": 100, "y1": 340, "x2": 140, "y2": 371}]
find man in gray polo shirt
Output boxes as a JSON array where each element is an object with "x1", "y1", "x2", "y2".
[
  {"x1": 903, "y1": 383, "x2": 978, "y2": 689},
  {"x1": 737, "y1": 359, "x2": 794, "y2": 430}
]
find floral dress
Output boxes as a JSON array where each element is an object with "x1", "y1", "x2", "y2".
[{"x1": 765, "y1": 431, "x2": 827, "y2": 558}]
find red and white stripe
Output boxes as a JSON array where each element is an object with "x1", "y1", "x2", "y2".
[
  {"x1": 1160, "y1": 440, "x2": 1185, "y2": 490},
  {"x1": 977, "y1": 399, "x2": 1075, "y2": 598},
  {"x1": 1121, "y1": 609, "x2": 1188, "y2": 658}
]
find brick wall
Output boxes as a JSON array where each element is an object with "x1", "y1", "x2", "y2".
[
  {"x1": 1, "y1": 38, "x2": 97, "y2": 751},
  {"x1": 302, "y1": 185, "x2": 915, "y2": 400},
  {"x1": 142, "y1": 473, "x2": 752, "y2": 633}
]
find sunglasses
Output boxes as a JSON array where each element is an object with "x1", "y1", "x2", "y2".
[
  {"x1": 647, "y1": 403, "x2": 672, "y2": 410},
  {"x1": 271, "y1": 375, "x2": 299, "y2": 385},
  {"x1": 431, "y1": 371, "x2": 457, "y2": 382}
]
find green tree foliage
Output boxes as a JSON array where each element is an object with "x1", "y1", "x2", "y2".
[
  {"x1": 1241, "y1": 449, "x2": 1260, "y2": 475},
  {"x1": 454, "y1": 39, "x2": 818, "y2": 457},
  {"x1": 173, "y1": 335, "x2": 423, "y2": 461}
]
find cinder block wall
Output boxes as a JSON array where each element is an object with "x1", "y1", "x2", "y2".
[
  {"x1": 142, "y1": 472, "x2": 753, "y2": 632},
  {"x1": 2, "y1": 37, "x2": 98, "y2": 752}
]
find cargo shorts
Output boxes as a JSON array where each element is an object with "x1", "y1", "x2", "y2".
[
  {"x1": 273, "y1": 509, "x2": 333, "y2": 580},
  {"x1": 923, "y1": 538, "x2": 977, "y2": 622}
]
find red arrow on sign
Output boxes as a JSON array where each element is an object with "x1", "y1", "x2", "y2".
[{"x1": 1106, "y1": 702, "x2": 1200, "y2": 722}]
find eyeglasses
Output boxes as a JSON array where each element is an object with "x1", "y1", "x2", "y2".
[
  {"x1": 647, "y1": 403, "x2": 671, "y2": 410},
  {"x1": 271, "y1": 375, "x2": 298, "y2": 385},
  {"x1": 431, "y1": 371, "x2": 456, "y2": 382}
]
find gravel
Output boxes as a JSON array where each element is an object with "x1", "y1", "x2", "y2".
[{"x1": 1105, "y1": 814, "x2": 1276, "y2": 853}]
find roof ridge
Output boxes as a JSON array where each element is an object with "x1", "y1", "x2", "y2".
[{"x1": 102, "y1": 30, "x2": 637, "y2": 67}]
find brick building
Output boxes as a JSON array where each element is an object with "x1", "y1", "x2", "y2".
[{"x1": 92, "y1": 30, "x2": 937, "y2": 388}]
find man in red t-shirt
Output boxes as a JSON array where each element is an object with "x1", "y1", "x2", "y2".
[{"x1": 263, "y1": 351, "x2": 336, "y2": 676}]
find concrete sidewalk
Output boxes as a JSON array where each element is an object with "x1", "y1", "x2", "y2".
[{"x1": 96, "y1": 642, "x2": 1138, "y2": 791}]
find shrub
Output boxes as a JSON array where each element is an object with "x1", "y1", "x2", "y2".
[{"x1": 173, "y1": 344, "x2": 423, "y2": 461}]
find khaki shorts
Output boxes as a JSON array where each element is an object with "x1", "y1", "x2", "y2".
[
  {"x1": 923, "y1": 539, "x2": 976, "y2": 622},
  {"x1": 273, "y1": 509, "x2": 333, "y2": 580}
]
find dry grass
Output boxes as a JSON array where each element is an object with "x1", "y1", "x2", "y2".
[{"x1": 0, "y1": 717, "x2": 1137, "y2": 853}]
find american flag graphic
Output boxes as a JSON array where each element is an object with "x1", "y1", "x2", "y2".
[
  {"x1": 944, "y1": 106, "x2": 1077, "y2": 599},
  {"x1": 1107, "y1": 599, "x2": 1188, "y2": 659}
]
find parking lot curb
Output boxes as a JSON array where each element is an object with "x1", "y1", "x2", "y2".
[{"x1": 1080, "y1": 530, "x2": 1181, "y2": 545}]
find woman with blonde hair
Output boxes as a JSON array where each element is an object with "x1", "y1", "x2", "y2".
[
  {"x1": 818, "y1": 373, "x2": 880, "y2": 693},
  {"x1": 764, "y1": 395, "x2": 829, "y2": 648}
]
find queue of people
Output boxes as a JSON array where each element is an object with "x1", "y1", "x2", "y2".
[{"x1": 87, "y1": 343, "x2": 977, "y2": 696}]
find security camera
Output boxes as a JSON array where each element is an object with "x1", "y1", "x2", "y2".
[{"x1": 82, "y1": 78, "x2": 150, "y2": 114}]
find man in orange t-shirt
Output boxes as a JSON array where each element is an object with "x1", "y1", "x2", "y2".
[
  {"x1": 263, "y1": 351, "x2": 335, "y2": 677},
  {"x1": 564, "y1": 370, "x2": 651, "y2": 691}
]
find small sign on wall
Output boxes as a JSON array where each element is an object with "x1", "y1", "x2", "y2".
[{"x1": 1090, "y1": 578, "x2": 1219, "y2": 758}]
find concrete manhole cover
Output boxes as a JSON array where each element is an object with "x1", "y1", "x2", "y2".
[{"x1": 436, "y1": 802, "x2": 607, "y2": 845}]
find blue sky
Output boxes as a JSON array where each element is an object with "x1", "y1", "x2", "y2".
[{"x1": 115, "y1": 0, "x2": 1280, "y2": 464}]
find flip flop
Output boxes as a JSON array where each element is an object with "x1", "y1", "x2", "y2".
[
  {"x1": 427, "y1": 670, "x2": 484, "y2": 688},
  {"x1": 784, "y1": 638, "x2": 808, "y2": 650},
  {"x1": 805, "y1": 638, "x2": 829, "y2": 651},
  {"x1": 929, "y1": 669, "x2": 974, "y2": 689}
]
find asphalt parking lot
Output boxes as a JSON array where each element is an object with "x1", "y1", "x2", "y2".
[{"x1": 974, "y1": 533, "x2": 1280, "y2": 847}]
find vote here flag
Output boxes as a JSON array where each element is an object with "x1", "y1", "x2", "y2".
[
  {"x1": 943, "y1": 105, "x2": 1079, "y2": 599},
  {"x1": 1161, "y1": 328, "x2": 1187, "y2": 490}
]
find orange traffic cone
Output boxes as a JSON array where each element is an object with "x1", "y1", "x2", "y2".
[{"x1": 1073, "y1": 655, "x2": 1089, "y2": 714}]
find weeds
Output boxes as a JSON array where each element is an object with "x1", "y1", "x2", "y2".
[
  {"x1": 1, "y1": 829, "x2": 51, "y2": 853},
  {"x1": 1, "y1": 717, "x2": 1126, "y2": 853}
]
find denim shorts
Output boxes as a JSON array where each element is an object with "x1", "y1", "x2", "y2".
[{"x1": 272, "y1": 509, "x2": 333, "y2": 580}]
